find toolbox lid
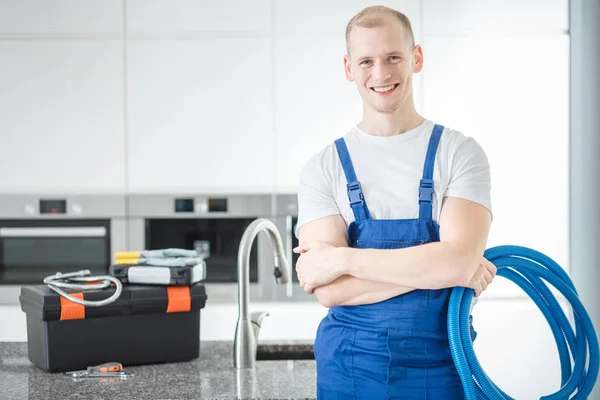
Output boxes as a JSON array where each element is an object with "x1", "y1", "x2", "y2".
[{"x1": 19, "y1": 283, "x2": 207, "y2": 321}]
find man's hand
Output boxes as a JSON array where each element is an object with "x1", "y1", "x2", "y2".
[
  {"x1": 465, "y1": 257, "x2": 497, "y2": 297},
  {"x1": 293, "y1": 241, "x2": 345, "y2": 294}
]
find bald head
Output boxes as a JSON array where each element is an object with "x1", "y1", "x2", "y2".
[{"x1": 345, "y1": 6, "x2": 415, "y2": 57}]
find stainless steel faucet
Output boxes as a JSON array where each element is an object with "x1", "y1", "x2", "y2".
[{"x1": 234, "y1": 218, "x2": 290, "y2": 369}]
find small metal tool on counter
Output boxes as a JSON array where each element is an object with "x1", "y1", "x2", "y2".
[{"x1": 66, "y1": 362, "x2": 134, "y2": 379}]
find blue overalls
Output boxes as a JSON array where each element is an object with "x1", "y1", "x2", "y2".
[{"x1": 314, "y1": 124, "x2": 474, "y2": 399}]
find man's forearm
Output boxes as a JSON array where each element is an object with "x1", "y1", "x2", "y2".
[
  {"x1": 313, "y1": 275, "x2": 415, "y2": 307},
  {"x1": 339, "y1": 241, "x2": 480, "y2": 290}
]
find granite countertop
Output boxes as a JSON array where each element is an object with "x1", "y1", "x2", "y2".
[{"x1": 0, "y1": 341, "x2": 317, "y2": 400}]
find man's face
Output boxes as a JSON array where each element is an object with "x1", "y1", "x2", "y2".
[{"x1": 344, "y1": 19, "x2": 422, "y2": 114}]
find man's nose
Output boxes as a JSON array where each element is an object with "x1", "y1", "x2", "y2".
[{"x1": 373, "y1": 61, "x2": 392, "y2": 82}]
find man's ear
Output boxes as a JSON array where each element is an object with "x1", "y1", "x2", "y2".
[
  {"x1": 413, "y1": 45, "x2": 424, "y2": 73},
  {"x1": 344, "y1": 55, "x2": 355, "y2": 82}
]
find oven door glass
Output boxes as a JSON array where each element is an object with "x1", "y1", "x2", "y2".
[{"x1": 0, "y1": 219, "x2": 110, "y2": 284}]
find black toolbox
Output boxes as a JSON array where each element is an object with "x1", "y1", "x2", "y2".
[{"x1": 19, "y1": 283, "x2": 207, "y2": 372}]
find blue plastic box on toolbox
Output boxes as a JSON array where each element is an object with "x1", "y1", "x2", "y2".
[{"x1": 19, "y1": 283, "x2": 207, "y2": 372}]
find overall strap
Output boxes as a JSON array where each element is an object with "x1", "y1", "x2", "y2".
[
  {"x1": 334, "y1": 138, "x2": 372, "y2": 221},
  {"x1": 419, "y1": 124, "x2": 444, "y2": 219}
]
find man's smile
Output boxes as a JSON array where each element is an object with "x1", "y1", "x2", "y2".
[{"x1": 370, "y1": 83, "x2": 399, "y2": 94}]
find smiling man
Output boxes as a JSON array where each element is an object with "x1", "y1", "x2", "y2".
[{"x1": 294, "y1": 5, "x2": 496, "y2": 399}]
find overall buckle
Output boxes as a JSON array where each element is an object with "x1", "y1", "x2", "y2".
[
  {"x1": 419, "y1": 179, "x2": 434, "y2": 203},
  {"x1": 347, "y1": 181, "x2": 364, "y2": 205}
]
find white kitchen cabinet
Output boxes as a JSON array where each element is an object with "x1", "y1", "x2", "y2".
[
  {"x1": 273, "y1": 35, "x2": 361, "y2": 189},
  {"x1": 0, "y1": 0, "x2": 122, "y2": 35},
  {"x1": 423, "y1": 0, "x2": 568, "y2": 35},
  {"x1": 273, "y1": 0, "x2": 422, "y2": 189},
  {"x1": 422, "y1": 35, "x2": 569, "y2": 297},
  {"x1": 201, "y1": 302, "x2": 328, "y2": 341},
  {"x1": 0, "y1": 40, "x2": 126, "y2": 193},
  {"x1": 126, "y1": 0, "x2": 271, "y2": 35},
  {"x1": 0, "y1": 305, "x2": 26, "y2": 342},
  {"x1": 275, "y1": 0, "x2": 420, "y2": 39},
  {"x1": 126, "y1": 39, "x2": 274, "y2": 192}
]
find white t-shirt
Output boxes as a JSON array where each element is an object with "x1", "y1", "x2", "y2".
[{"x1": 296, "y1": 119, "x2": 492, "y2": 238}]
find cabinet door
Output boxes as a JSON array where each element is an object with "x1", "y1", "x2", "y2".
[
  {"x1": 423, "y1": 0, "x2": 568, "y2": 35},
  {"x1": 0, "y1": 305, "x2": 26, "y2": 341},
  {"x1": 0, "y1": 40, "x2": 125, "y2": 193},
  {"x1": 0, "y1": 0, "x2": 122, "y2": 35},
  {"x1": 126, "y1": 38, "x2": 274, "y2": 192},
  {"x1": 275, "y1": 0, "x2": 420, "y2": 37},
  {"x1": 126, "y1": 0, "x2": 271, "y2": 34},
  {"x1": 273, "y1": 0, "x2": 421, "y2": 189},
  {"x1": 273, "y1": 35, "x2": 361, "y2": 189},
  {"x1": 200, "y1": 302, "x2": 328, "y2": 341},
  {"x1": 422, "y1": 36, "x2": 570, "y2": 297}
]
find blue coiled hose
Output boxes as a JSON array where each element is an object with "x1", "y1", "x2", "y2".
[{"x1": 448, "y1": 245, "x2": 599, "y2": 399}]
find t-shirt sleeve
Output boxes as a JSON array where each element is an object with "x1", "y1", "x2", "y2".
[
  {"x1": 295, "y1": 151, "x2": 341, "y2": 238},
  {"x1": 445, "y1": 136, "x2": 493, "y2": 217}
]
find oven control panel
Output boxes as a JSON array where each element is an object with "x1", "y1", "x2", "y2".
[
  {"x1": 174, "y1": 198, "x2": 228, "y2": 213},
  {"x1": 39, "y1": 199, "x2": 66, "y2": 214}
]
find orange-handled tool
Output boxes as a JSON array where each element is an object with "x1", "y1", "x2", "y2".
[
  {"x1": 90, "y1": 362, "x2": 123, "y2": 373},
  {"x1": 66, "y1": 362, "x2": 131, "y2": 379}
]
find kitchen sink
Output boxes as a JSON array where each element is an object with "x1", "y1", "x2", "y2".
[{"x1": 255, "y1": 343, "x2": 315, "y2": 361}]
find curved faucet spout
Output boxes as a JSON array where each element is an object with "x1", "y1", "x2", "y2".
[{"x1": 234, "y1": 218, "x2": 291, "y2": 369}]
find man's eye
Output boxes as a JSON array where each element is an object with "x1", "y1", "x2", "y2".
[
  {"x1": 360, "y1": 60, "x2": 371, "y2": 66},
  {"x1": 389, "y1": 56, "x2": 400, "y2": 61}
]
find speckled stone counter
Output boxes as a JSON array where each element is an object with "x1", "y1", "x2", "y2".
[{"x1": 0, "y1": 341, "x2": 317, "y2": 400}]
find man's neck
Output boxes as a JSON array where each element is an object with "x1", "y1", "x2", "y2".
[{"x1": 358, "y1": 106, "x2": 425, "y2": 137}]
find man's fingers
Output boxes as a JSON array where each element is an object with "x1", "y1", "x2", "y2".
[
  {"x1": 299, "y1": 279, "x2": 313, "y2": 294},
  {"x1": 484, "y1": 259, "x2": 497, "y2": 277},
  {"x1": 293, "y1": 246, "x2": 309, "y2": 254},
  {"x1": 484, "y1": 269, "x2": 494, "y2": 285},
  {"x1": 294, "y1": 240, "x2": 321, "y2": 254}
]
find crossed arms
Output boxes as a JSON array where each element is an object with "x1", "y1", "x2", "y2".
[{"x1": 295, "y1": 196, "x2": 495, "y2": 308}]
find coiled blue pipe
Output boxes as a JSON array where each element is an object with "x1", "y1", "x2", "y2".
[{"x1": 448, "y1": 245, "x2": 599, "y2": 399}]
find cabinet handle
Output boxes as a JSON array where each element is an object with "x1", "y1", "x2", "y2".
[{"x1": 0, "y1": 227, "x2": 106, "y2": 238}]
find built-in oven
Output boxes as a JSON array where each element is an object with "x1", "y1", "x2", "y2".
[
  {"x1": 0, "y1": 195, "x2": 128, "y2": 304},
  {"x1": 128, "y1": 194, "x2": 291, "y2": 303}
]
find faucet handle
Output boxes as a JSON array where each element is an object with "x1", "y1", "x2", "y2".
[
  {"x1": 250, "y1": 311, "x2": 269, "y2": 326},
  {"x1": 249, "y1": 311, "x2": 269, "y2": 343}
]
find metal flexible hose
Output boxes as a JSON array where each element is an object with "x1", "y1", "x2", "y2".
[{"x1": 43, "y1": 270, "x2": 123, "y2": 307}]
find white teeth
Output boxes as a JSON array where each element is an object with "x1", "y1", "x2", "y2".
[{"x1": 373, "y1": 84, "x2": 396, "y2": 93}]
